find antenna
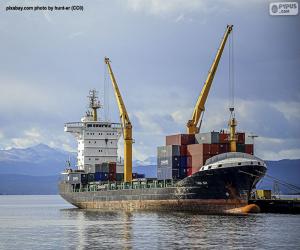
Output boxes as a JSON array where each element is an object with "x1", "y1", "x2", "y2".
[{"x1": 88, "y1": 89, "x2": 101, "y2": 121}]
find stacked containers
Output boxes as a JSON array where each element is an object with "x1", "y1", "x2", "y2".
[
  {"x1": 160, "y1": 131, "x2": 254, "y2": 180},
  {"x1": 157, "y1": 145, "x2": 181, "y2": 180},
  {"x1": 187, "y1": 144, "x2": 212, "y2": 175},
  {"x1": 166, "y1": 134, "x2": 195, "y2": 146},
  {"x1": 94, "y1": 162, "x2": 109, "y2": 181}
]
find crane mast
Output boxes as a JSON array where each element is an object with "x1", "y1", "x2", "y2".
[
  {"x1": 187, "y1": 25, "x2": 233, "y2": 134},
  {"x1": 104, "y1": 57, "x2": 133, "y2": 182}
]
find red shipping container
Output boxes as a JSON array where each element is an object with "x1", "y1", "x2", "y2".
[
  {"x1": 219, "y1": 143, "x2": 229, "y2": 154},
  {"x1": 166, "y1": 134, "x2": 195, "y2": 146},
  {"x1": 109, "y1": 172, "x2": 116, "y2": 181},
  {"x1": 219, "y1": 133, "x2": 229, "y2": 143},
  {"x1": 187, "y1": 155, "x2": 193, "y2": 168},
  {"x1": 210, "y1": 144, "x2": 219, "y2": 155},
  {"x1": 245, "y1": 144, "x2": 254, "y2": 155},
  {"x1": 180, "y1": 145, "x2": 187, "y2": 156},
  {"x1": 237, "y1": 133, "x2": 245, "y2": 144},
  {"x1": 187, "y1": 144, "x2": 211, "y2": 156},
  {"x1": 109, "y1": 162, "x2": 116, "y2": 173}
]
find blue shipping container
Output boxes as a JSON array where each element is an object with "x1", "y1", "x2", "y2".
[
  {"x1": 94, "y1": 172, "x2": 108, "y2": 181},
  {"x1": 180, "y1": 156, "x2": 187, "y2": 169}
]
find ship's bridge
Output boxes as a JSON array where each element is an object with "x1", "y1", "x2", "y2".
[
  {"x1": 64, "y1": 121, "x2": 122, "y2": 134},
  {"x1": 64, "y1": 121, "x2": 122, "y2": 171}
]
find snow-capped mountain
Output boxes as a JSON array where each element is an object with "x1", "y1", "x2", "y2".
[{"x1": 0, "y1": 144, "x2": 76, "y2": 176}]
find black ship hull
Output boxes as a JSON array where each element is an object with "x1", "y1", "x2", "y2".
[{"x1": 59, "y1": 164, "x2": 266, "y2": 214}]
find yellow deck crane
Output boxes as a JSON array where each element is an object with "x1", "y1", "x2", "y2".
[
  {"x1": 186, "y1": 25, "x2": 233, "y2": 135},
  {"x1": 104, "y1": 57, "x2": 133, "y2": 182}
]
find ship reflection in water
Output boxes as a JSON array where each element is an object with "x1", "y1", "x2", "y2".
[
  {"x1": 0, "y1": 195, "x2": 299, "y2": 249},
  {"x1": 60, "y1": 208, "x2": 299, "y2": 249}
]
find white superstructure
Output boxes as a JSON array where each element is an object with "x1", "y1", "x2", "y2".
[{"x1": 64, "y1": 90, "x2": 122, "y2": 172}]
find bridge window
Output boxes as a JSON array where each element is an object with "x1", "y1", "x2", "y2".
[
  {"x1": 218, "y1": 164, "x2": 222, "y2": 168},
  {"x1": 238, "y1": 162, "x2": 241, "y2": 165},
  {"x1": 258, "y1": 162, "x2": 261, "y2": 165},
  {"x1": 87, "y1": 124, "x2": 92, "y2": 127}
]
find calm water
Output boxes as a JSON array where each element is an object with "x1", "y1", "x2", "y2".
[{"x1": 0, "y1": 196, "x2": 299, "y2": 249}]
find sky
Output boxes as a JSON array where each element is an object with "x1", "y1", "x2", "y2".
[{"x1": 0, "y1": 0, "x2": 299, "y2": 161}]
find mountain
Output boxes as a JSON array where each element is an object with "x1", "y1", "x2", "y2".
[
  {"x1": 133, "y1": 156, "x2": 157, "y2": 167},
  {"x1": 259, "y1": 159, "x2": 300, "y2": 194},
  {"x1": 0, "y1": 144, "x2": 76, "y2": 176},
  {"x1": 0, "y1": 144, "x2": 299, "y2": 194}
]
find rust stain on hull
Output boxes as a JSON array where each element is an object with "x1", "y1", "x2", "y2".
[{"x1": 62, "y1": 195, "x2": 252, "y2": 214}]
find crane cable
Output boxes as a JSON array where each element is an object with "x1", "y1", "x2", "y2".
[{"x1": 255, "y1": 170, "x2": 300, "y2": 193}]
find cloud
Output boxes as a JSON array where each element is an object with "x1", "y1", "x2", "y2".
[
  {"x1": 271, "y1": 101, "x2": 300, "y2": 121},
  {"x1": 259, "y1": 148, "x2": 300, "y2": 161},
  {"x1": 126, "y1": 0, "x2": 259, "y2": 17}
]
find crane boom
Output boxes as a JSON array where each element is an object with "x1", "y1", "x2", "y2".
[
  {"x1": 187, "y1": 25, "x2": 233, "y2": 134},
  {"x1": 104, "y1": 57, "x2": 133, "y2": 182}
]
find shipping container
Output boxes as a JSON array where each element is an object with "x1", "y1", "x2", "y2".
[
  {"x1": 237, "y1": 144, "x2": 246, "y2": 153},
  {"x1": 219, "y1": 143, "x2": 229, "y2": 154},
  {"x1": 180, "y1": 156, "x2": 188, "y2": 168},
  {"x1": 157, "y1": 145, "x2": 181, "y2": 158},
  {"x1": 187, "y1": 144, "x2": 211, "y2": 156},
  {"x1": 95, "y1": 162, "x2": 109, "y2": 173},
  {"x1": 109, "y1": 162, "x2": 116, "y2": 173},
  {"x1": 109, "y1": 172, "x2": 116, "y2": 181},
  {"x1": 219, "y1": 132, "x2": 229, "y2": 143},
  {"x1": 87, "y1": 173, "x2": 95, "y2": 182},
  {"x1": 180, "y1": 145, "x2": 187, "y2": 156},
  {"x1": 137, "y1": 174, "x2": 145, "y2": 179},
  {"x1": 94, "y1": 172, "x2": 108, "y2": 181},
  {"x1": 81, "y1": 174, "x2": 88, "y2": 184},
  {"x1": 68, "y1": 173, "x2": 81, "y2": 184},
  {"x1": 166, "y1": 134, "x2": 195, "y2": 146},
  {"x1": 245, "y1": 144, "x2": 254, "y2": 155},
  {"x1": 237, "y1": 133, "x2": 245, "y2": 144},
  {"x1": 210, "y1": 144, "x2": 219, "y2": 155},
  {"x1": 179, "y1": 167, "x2": 187, "y2": 179},
  {"x1": 157, "y1": 167, "x2": 172, "y2": 180},
  {"x1": 116, "y1": 173, "x2": 124, "y2": 181},
  {"x1": 157, "y1": 156, "x2": 181, "y2": 169},
  {"x1": 172, "y1": 169, "x2": 180, "y2": 179},
  {"x1": 187, "y1": 154, "x2": 212, "y2": 169},
  {"x1": 195, "y1": 132, "x2": 219, "y2": 144}
]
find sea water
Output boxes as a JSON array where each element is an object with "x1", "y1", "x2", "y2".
[{"x1": 0, "y1": 195, "x2": 299, "y2": 249}]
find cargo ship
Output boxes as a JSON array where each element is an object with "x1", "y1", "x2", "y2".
[
  {"x1": 59, "y1": 25, "x2": 267, "y2": 214},
  {"x1": 59, "y1": 90, "x2": 266, "y2": 214}
]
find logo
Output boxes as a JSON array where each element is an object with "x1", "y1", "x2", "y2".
[{"x1": 269, "y1": 2, "x2": 299, "y2": 15}]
